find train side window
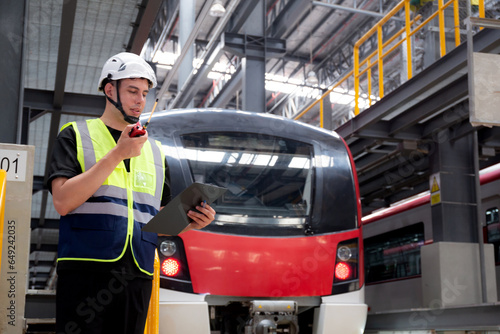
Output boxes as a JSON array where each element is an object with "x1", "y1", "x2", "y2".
[
  {"x1": 364, "y1": 222, "x2": 425, "y2": 284},
  {"x1": 485, "y1": 207, "x2": 500, "y2": 264},
  {"x1": 485, "y1": 207, "x2": 499, "y2": 225}
]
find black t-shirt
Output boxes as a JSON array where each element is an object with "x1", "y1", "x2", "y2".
[{"x1": 48, "y1": 124, "x2": 171, "y2": 278}]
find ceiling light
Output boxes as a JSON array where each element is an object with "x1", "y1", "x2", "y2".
[
  {"x1": 306, "y1": 71, "x2": 318, "y2": 85},
  {"x1": 210, "y1": 0, "x2": 226, "y2": 17}
]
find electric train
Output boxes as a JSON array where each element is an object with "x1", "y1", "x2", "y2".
[
  {"x1": 146, "y1": 109, "x2": 367, "y2": 334},
  {"x1": 361, "y1": 164, "x2": 500, "y2": 314}
]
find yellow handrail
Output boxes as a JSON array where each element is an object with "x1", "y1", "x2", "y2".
[
  {"x1": 294, "y1": 69, "x2": 353, "y2": 121},
  {"x1": 354, "y1": 0, "x2": 470, "y2": 115},
  {"x1": 358, "y1": 17, "x2": 421, "y2": 77},
  {"x1": 296, "y1": 12, "x2": 420, "y2": 123},
  {"x1": 144, "y1": 250, "x2": 160, "y2": 334},
  {"x1": 297, "y1": 0, "x2": 485, "y2": 126},
  {"x1": 0, "y1": 170, "x2": 7, "y2": 273}
]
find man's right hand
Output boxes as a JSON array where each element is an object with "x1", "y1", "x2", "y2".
[{"x1": 114, "y1": 124, "x2": 149, "y2": 159}]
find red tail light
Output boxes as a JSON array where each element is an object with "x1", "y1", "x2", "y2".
[
  {"x1": 161, "y1": 258, "x2": 180, "y2": 277},
  {"x1": 334, "y1": 262, "x2": 351, "y2": 280}
]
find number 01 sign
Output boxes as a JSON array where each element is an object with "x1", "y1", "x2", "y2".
[{"x1": 0, "y1": 150, "x2": 28, "y2": 182}]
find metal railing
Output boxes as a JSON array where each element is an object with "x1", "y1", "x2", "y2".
[{"x1": 296, "y1": 0, "x2": 486, "y2": 126}]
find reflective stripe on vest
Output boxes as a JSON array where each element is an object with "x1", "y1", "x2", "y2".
[{"x1": 57, "y1": 118, "x2": 165, "y2": 275}]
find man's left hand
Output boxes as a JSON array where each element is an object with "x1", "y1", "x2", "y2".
[{"x1": 187, "y1": 202, "x2": 216, "y2": 230}]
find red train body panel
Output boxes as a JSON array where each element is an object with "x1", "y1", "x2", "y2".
[{"x1": 183, "y1": 229, "x2": 361, "y2": 296}]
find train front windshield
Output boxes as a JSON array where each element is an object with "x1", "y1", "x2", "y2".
[
  {"x1": 181, "y1": 132, "x2": 313, "y2": 227},
  {"x1": 176, "y1": 130, "x2": 358, "y2": 236}
]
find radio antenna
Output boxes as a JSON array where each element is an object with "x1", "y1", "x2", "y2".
[{"x1": 143, "y1": 98, "x2": 159, "y2": 129}]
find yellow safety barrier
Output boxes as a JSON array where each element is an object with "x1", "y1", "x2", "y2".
[
  {"x1": 297, "y1": 0, "x2": 485, "y2": 125},
  {"x1": 0, "y1": 170, "x2": 6, "y2": 273},
  {"x1": 144, "y1": 249, "x2": 160, "y2": 334}
]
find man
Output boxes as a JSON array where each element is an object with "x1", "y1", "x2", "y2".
[{"x1": 48, "y1": 52, "x2": 215, "y2": 334}]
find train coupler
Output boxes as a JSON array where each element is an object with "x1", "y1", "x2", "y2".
[{"x1": 244, "y1": 300, "x2": 298, "y2": 334}]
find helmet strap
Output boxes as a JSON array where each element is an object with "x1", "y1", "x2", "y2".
[{"x1": 105, "y1": 80, "x2": 139, "y2": 124}]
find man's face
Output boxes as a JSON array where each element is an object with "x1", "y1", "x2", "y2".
[{"x1": 115, "y1": 78, "x2": 150, "y2": 119}]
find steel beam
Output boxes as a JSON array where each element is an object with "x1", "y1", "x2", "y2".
[
  {"x1": 0, "y1": 0, "x2": 26, "y2": 144},
  {"x1": 389, "y1": 79, "x2": 469, "y2": 137},
  {"x1": 127, "y1": 0, "x2": 163, "y2": 54},
  {"x1": 53, "y1": 0, "x2": 76, "y2": 110},
  {"x1": 421, "y1": 101, "x2": 469, "y2": 139},
  {"x1": 25, "y1": 290, "x2": 56, "y2": 319},
  {"x1": 24, "y1": 89, "x2": 104, "y2": 118},
  {"x1": 241, "y1": 0, "x2": 265, "y2": 113},
  {"x1": 429, "y1": 129, "x2": 478, "y2": 243},
  {"x1": 221, "y1": 32, "x2": 286, "y2": 58},
  {"x1": 267, "y1": 0, "x2": 310, "y2": 38},
  {"x1": 31, "y1": 219, "x2": 60, "y2": 230},
  {"x1": 227, "y1": 0, "x2": 261, "y2": 33}
]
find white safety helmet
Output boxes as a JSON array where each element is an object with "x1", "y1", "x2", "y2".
[{"x1": 98, "y1": 52, "x2": 157, "y2": 91}]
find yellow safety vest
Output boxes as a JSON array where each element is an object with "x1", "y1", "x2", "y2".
[{"x1": 57, "y1": 118, "x2": 165, "y2": 275}]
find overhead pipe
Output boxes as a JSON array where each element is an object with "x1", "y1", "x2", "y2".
[
  {"x1": 312, "y1": 1, "x2": 405, "y2": 21},
  {"x1": 169, "y1": 0, "x2": 242, "y2": 109},
  {"x1": 179, "y1": 0, "x2": 196, "y2": 103},
  {"x1": 155, "y1": 0, "x2": 215, "y2": 106},
  {"x1": 150, "y1": 4, "x2": 180, "y2": 63}
]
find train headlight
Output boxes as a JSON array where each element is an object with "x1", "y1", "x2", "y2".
[
  {"x1": 161, "y1": 258, "x2": 180, "y2": 277},
  {"x1": 337, "y1": 245, "x2": 352, "y2": 261},
  {"x1": 160, "y1": 240, "x2": 177, "y2": 257}
]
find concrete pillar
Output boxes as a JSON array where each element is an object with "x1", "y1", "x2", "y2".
[
  {"x1": 421, "y1": 242, "x2": 497, "y2": 307},
  {"x1": 0, "y1": 0, "x2": 26, "y2": 144},
  {"x1": 0, "y1": 144, "x2": 35, "y2": 334}
]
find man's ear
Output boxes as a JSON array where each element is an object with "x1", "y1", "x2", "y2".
[{"x1": 104, "y1": 81, "x2": 115, "y2": 98}]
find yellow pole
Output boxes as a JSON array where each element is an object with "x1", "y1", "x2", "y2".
[
  {"x1": 320, "y1": 99, "x2": 324, "y2": 128},
  {"x1": 354, "y1": 46, "x2": 360, "y2": 115},
  {"x1": 405, "y1": 0, "x2": 413, "y2": 79},
  {"x1": 0, "y1": 170, "x2": 7, "y2": 273},
  {"x1": 144, "y1": 250, "x2": 160, "y2": 334},
  {"x1": 454, "y1": 0, "x2": 460, "y2": 46},
  {"x1": 377, "y1": 25, "x2": 384, "y2": 98},
  {"x1": 479, "y1": 0, "x2": 485, "y2": 19},
  {"x1": 367, "y1": 59, "x2": 372, "y2": 107},
  {"x1": 438, "y1": 0, "x2": 446, "y2": 57}
]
